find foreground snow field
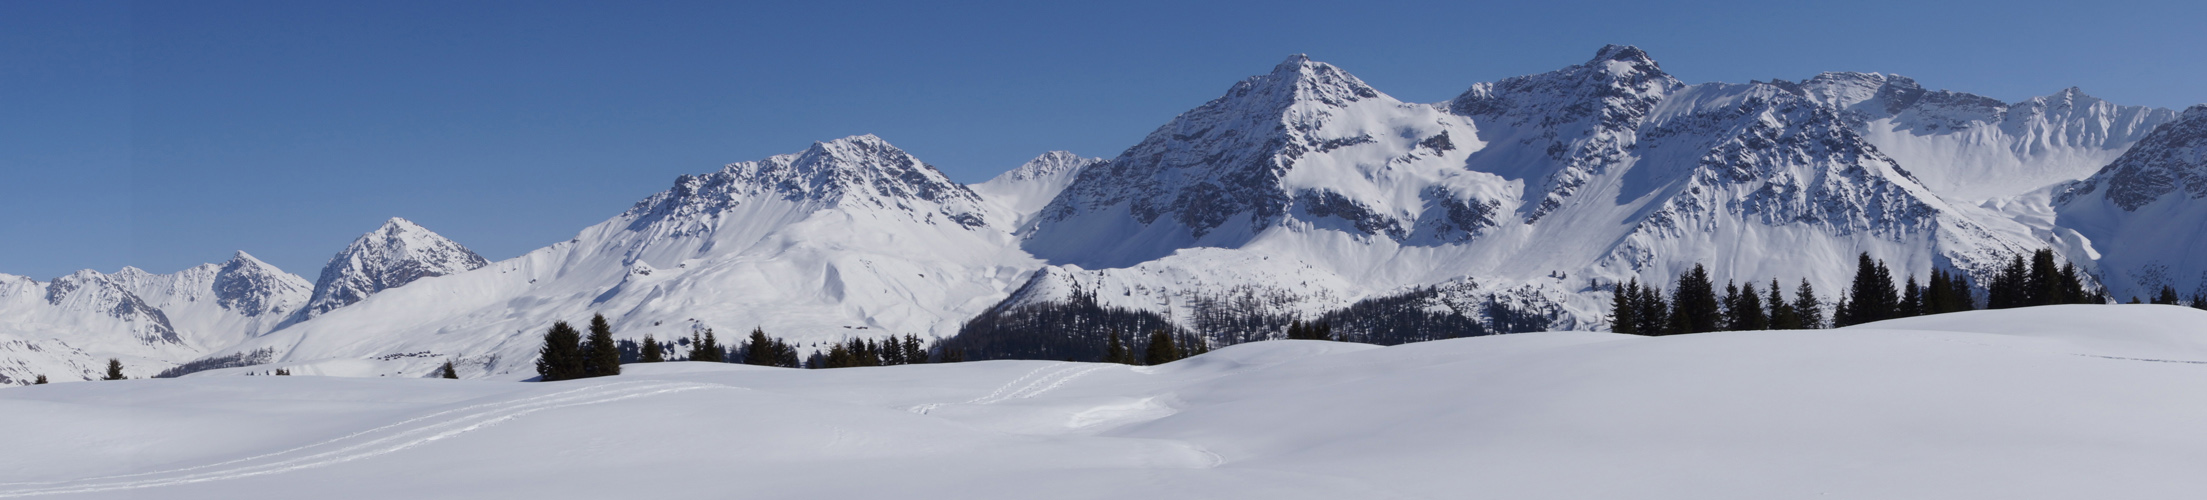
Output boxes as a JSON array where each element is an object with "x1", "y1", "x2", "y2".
[{"x1": 3, "y1": 305, "x2": 2204, "y2": 499}]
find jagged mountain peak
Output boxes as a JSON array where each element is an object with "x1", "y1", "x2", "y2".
[
  {"x1": 285, "y1": 218, "x2": 487, "y2": 325},
  {"x1": 991, "y1": 151, "x2": 1099, "y2": 183},
  {"x1": 1590, "y1": 44, "x2": 1654, "y2": 65},
  {"x1": 622, "y1": 135, "x2": 993, "y2": 237},
  {"x1": 2060, "y1": 105, "x2": 2207, "y2": 211},
  {"x1": 1217, "y1": 54, "x2": 1383, "y2": 108},
  {"x1": 1450, "y1": 44, "x2": 1681, "y2": 126}
]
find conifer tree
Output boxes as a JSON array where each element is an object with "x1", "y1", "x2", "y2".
[
  {"x1": 1733, "y1": 281, "x2": 1767, "y2": 330},
  {"x1": 2191, "y1": 284, "x2": 2207, "y2": 311},
  {"x1": 1313, "y1": 322, "x2": 1333, "y2": 341},
  {"x1": 1767, "y1": 279, "x2": 1801, "y2": 329},
  {"x1": 742, "y1": 328, "x2": 773, "y2": 365},
  {"x1": 536, "y1": 321, "x2": 585, "y2": 381},
  {"x1": 881, "y1": 337, "x2": 908, "y2": 365},
  {"x1": 1840, "y1": 253, "x2": 1900, "y2": 325},
  {"x1": 1720, "y1": 281, "x2": 1742, "y2": 330},
  {"x1": 2025, "y1": 249, "x2": 2065, "y2": 306},
  {"x1": 640, "y1": 334, "x2": 664, "y2": 363},
  {"x1": 826, "y1": 343, "x2": 854, "y2": 368},
  {"x1": 1143, "y1": 329, "x2": 1182, "y2": 365},
  {"x1": 33, "y1": 374, "x2": 47, "y2": 384},
  {"x1": 1899, "y1": 276, "x2": 1922, "y2": 318},
  {"x1": 939, "y1": 349, "x2": 966, "y2": 363},
  {"x1": 1794, "y1": 279, "x2": 1824, "y2": 329},
  {"x1": 2058, "y1": 263, "x2": 2089, "y2": 304},
  {"x1": 1988, "y1": 255, "x2": 2028, "y2": 309},
  {"x1": 2154, "y1": 285, "x2": 2182, "y2": 305},
  {"x1": 1666, "y1": 264, "x2": 1721, "y2": 334},
  {"x1": 1610, "y1": 279, "x2": 1640, "y2": 334},
  {"x1": 688, "y1": 329, "x2": 724, "y2": 363},
  {"x1": 1285, "y1": 320, "x2": 1307, "y2": 340},
  {"x1": 102, "y1": 358, "x2": 126, "y2": 380},
  {"x1": 584, "y1": 314, "x2": 620, "y2": 377},
  {"x1": 901, "y1": 335, "x2": 928, "y2": 365},
  {"x1": 1104, "y1": 329, "x2": 1132, "y2": 364},
  {"x1": 440, "y1": 360, "x2": 459, "y2": 379},
  {"x1": 1634, "y1": 281, "x2": 1669, "y2": 334}
]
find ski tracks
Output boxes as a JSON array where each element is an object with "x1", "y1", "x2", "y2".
[
  {"x1": 0, "y1": 380, "x2": 727, "y2": 497},
  {"x1": 909, "y1": 363, "x2": 1112, "y2": 415}
]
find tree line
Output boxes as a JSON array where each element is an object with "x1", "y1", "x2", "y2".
[{"x1": 535, "y1": 314, "x2": 963, "y2": 381}]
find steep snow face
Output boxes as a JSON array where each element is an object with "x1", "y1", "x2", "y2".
[
  {"x1": 1451, "y1": 44, "x2": 1684, "y2": 224},
  {"x1": 2053, "y1": 105, "x2": 2207, "y2": 298},
  {"x1": 217, "y1": 135, "x2": 1041, "y2": 378},
  {"x1": 1794, "y1": 73, "x2": 2178, "y2": 201},
  {"x1": 969, "y1": 151, "x2": 1104, "y2": 227},
  {"x1": 1025, "y1": 54, "x2": 1491, "y2": 268},
  {"x1": 287, "y1": 218, "x2": 489, "y2": 325},
  {"x1": 0, "y1": 253, "x2": 310, "y2": 383}
]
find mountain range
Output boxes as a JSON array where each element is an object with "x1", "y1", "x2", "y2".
[{"x1": 4, "y1": 45, "x2": 2200, "y2": 381}]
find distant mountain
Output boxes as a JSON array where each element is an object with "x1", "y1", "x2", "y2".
[
  {"x1": 0, "y1": 252, "x2": 308, "y2": 382},
  {"x1": 284, "y1": 218, "x2": 488, "y2": 326},
  {"x1": 2054, "y1": 105, "x2": 2207, "y2": 298},
  {"x1": 16, "y1": 46, "x2": 2199, "y2": 381}
]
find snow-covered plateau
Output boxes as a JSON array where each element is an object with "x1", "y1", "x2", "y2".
[
  {"x1": 2, "y1": 305, "x2": 2204, "y2": 499},
  {"x1": 4, "y1": 45, "x2": 2204, "y2": 381}
]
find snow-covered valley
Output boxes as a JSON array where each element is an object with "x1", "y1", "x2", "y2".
[{"x1": 3, "y1": 305, "x2": 2204, "y2": 499}]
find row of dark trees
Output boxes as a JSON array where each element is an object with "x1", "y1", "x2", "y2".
[
  {"x1": 1610, "y1": 250, "x2": 2131, "y2": 335},
  {"x1": 1100, "y1": 329, "x2": 1210, "y2": 365},
  {"x1": 815, "y1": 334, "x2": 943, "y2": 368},
  {"x1": 536, "y1": 313, "x2": 973, "y2": 381}
]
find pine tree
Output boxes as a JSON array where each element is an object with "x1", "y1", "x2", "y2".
[
  {"x1": 440, "y1": 360, "x2": 459, "y2": 379},
  {"x1": 1766, "y1": 279, "x2": 1801, "y2": 329},
  {"x1": 1104, "y1": 330, "x2": 1132, "y2": 364},
  {"x1": 1899, "y1": 276, "x2": 1922, "y2": 318},
  {"x1": 825, "y1": 343, "x2": 854, "y2": 368},
  {"x1": 1666, "y1": 264, "x2": 1721, "y2": 334},
  {"x1": 1143, "y1": 329, "x2": 1182, "y2": 365},
  {"x1": 535, "y1": 321, "x2": 585, "y2": 382},
  {"x1": 689, "y1": 329, "x2": 724, "y2": 363},
  {"x1": 901, "y1": 335, "x2": 928, "y2": 365},
  {"x1": 1313, "y1": 322, "x2": 1333, "y2": 341},
  {"x1": 2154, "y1": 285, "x2": 2182, "y2": 305},
  {"x1": 640, "y1": 334, "x2": 664, "y2": 363},
  {"x1": 1285, "y1": 320, "x2": 1307, "y2": 340},
  {"x1": 1794, "y1": 279, "x2": 1824, "y2": 329},
  {"x1": 102, "y1": 358, "x2": 126, "y2": 380},
  {"x1": 274, "y1": 368, "x2": 290, "y2": 376},
  {"x1": 33, "y1": 374, "x2": 47, "y2": 384},
  {"x1": 1720, "y1": 281, "x2": 1743, "y2": 331},
  {"x1": 584, "y1": 314, "x2": 621, "y2": 377},
  {"x1": 1610, "y1": 279, "x2": 1640, "y2": 334},
  {"x1": 2058, "y1": 263, "x2": 2089, "y2": 304},
  {"x1": 1634, "y1": 280, "x2": 1669, "y2": 335},
  {"x1": 1988, "y1": 254, "x2": 2028, "y2": 309},
  {"x1": 1840, "y1": 253, "x2": 1901, "y2": 325}
]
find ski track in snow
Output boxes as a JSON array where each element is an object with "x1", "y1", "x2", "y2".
[
  {"x1": 910, "y1": 363, "x2": 1113, "y2": 414},
  {"x1": 0, "y1": 380, "x2": 727, "y2": 497}
]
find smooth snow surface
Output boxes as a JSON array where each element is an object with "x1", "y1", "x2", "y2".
[{"x1": 5, "y1": 305, "x2": 2204, "y2": 499}]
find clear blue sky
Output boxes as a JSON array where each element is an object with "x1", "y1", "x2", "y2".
[{"x1": 5, "y1": 0, "x2": 2203, "y2": 280}]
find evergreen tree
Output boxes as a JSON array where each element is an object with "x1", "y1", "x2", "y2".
[
  {"x1": 535, "y1": 321, "x2": 585, "y2": 382},
  {"x1": 1767, "y1": 279, "x2": 1801, "y2": 329},
  {"x1": 1666, "y1": 264, "x2": 1721, "y2": 334},
  {"x1": 1840, "y1": 253, "x2": 1900, "y2": 325},
  {"x1": 1899, "y1": 276, "x2": 1922, "y2": 318},
  {"x1": 1285, "y1": 320, "x2": 1307, "y2": 340},
  {"x1": 742, "y1": 328, "x2": 774, "y2": 366},
  {"x1": 2025, "y1": 249, "x2": 2065, "y2": 306},
  {"x1": 1104, "y1": 330, "x2": 1133, "y2": 364},
  {"x1": 1312, "y1": 322, "x2": 1333, "y2": 341},
  {"x1": 33, "y1": 374, "x2": 47, "y2": 384},
  {"x1": 901, "y1": 335, "x2": 928, "y2": 365},
  {"x1": 2191, "y1": 283, "x2": 2207, "y2": 311},
  {"x1": 1610, "y1": 279, "x2": 1640, "y2": 334},
  {"x1": 881, "y1": 336, "x2": 908, "y2": 365},
  {"x1": 274, "y1": 368, "x2": 290, "y2": 376},
  {"x1": 1720, "y1": 281, "x2": 1742, "y2": 330},
  {"x1": 1143, "y1": 329, "x2": 1183, "y2": 365},
  {"x1": 101, "y1": 358, "x2": 126, "y2": 380},
  {"x1": 1794, "y1": 279, "x2": 1823, "y2": 329},
  {"x1": 825, "y1": 343, "x2": 855, "y2": 368},
  {"x1": 1728, "y1": 281, "x2": 1769, "y2": 331},
  {"x1": 1988, "y1": 255, "x2": 2028, "y2": 309},
  {"x1": 688, "y1": 329, "x2": 724, "y2": 363},
  {"x1": 2058, "y1": 263, "x2": 2089, "y2": 304},
  {"x1": 2154, "y1": 285, "x2": 2182, "y2": 305},
  {"x1": 939, "y1": 349, "x2": 966, "y2": 363},
  {"x1": 440, "y1": 360, "x2": 459, "y2": 379},
  {"x1": 640, "y1": 334, "x2": 664, "y2": 363},
  {"x1": 1634, "y1": 280, "x2": 1669, "y2": 335},
  {"x1": 584, "y1": 314, "x2": 620, "y2": 377}
]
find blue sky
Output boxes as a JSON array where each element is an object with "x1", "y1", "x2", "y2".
[{"x1": 4, "y1": 0, "x2": 2203, "y2": 280}]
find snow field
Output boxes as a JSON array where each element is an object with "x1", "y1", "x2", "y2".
[{"x1": 3, "y1": 305, "x2": 2204, "y2": 499}]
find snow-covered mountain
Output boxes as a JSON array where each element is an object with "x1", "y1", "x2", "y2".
[
  {"x1": 0, "y1": 252, "x2": 309, "y2": 382},
  {"x1": 1004, "y1": 46, "x2": 2055, "y2": 335},
  {"x1": 208, "y1": 135, "x2": 1042, "y2": 378},
  {"x1": 12, "y1": 46, "x2": 2200, "y2": 381},
  {"x1": 1793, "y1": 73, "x2": 2178, "y2": 201},
  {"x1": 283, "y1": 218, "x2": 488, "y2": 326},
  {"x1": 2053, "y1": 105, "x2": 2207, "y2": 298}
]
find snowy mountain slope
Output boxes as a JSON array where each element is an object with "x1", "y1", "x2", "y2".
[
  {"x1": 1794, "y1": 72, "x2": 2178, "y2": 201},
  {"x1": 283, "y1": 218, "x2": 488, "y2": 326},
  {"x1": 212, "y1": 135, "x2": 1042, "y2": 378},
  {"x1": 1003, "y1": 46, "x2": 2058, "y2": 334},
  {"x1": 9, "y1": 306, "x2": 2207, "y2": 498},
  {"x1": 969, "y1": 151, "x2": 1104, "y2": 227},
  {"x1": 2052, "y1": 105, "x2": 2207, "y2": 298},
  {"x1": 0, "y1": 252, "x2": 310, "y2": 383}
]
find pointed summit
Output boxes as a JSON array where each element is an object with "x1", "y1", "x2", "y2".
[
  {"x1": 213, "y1": 250, "x2": 311, "y2": 315},
  {"x1": 284, "y1": 218, "x2": 488, "y2": 324},
  {"x1": 1591, "y1": 44, "x2": 1653, "y2": 64},
  {"x1": 626, "y1": 134, "x2": 992, "y2": 232},
  {"x1": 1222, "y1": 54, "x2": 1382, "y2": 108}
]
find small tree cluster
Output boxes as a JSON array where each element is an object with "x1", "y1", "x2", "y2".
[
  {"x1": 440, "y1": 360, "x2": 459, "y2": 379},
  {"x1": 688, "y1": 329, "x2": 725, "y2": 363},
  {"x1": 741, "y1": 328, "x2": 803, "y2": 368},
  {"x1": 818, "y1": 335, "x2": 933, "y2": 368},
  {"x1": 1613, "y1": 266, "x2": 1829, "y2": 335},
  {"x1": 1283, "y1": 320, "x2": 1332, "y2": 341},
  {"x1": 1985, "y1": 249, "x2": 2098, "y2": 308},
  {"x1": 536, "y1": 314, "x2": 625, "y2": 382}
]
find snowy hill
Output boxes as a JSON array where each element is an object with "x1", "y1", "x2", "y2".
[
  {"x1": 208, "y1": 135, "x2": 1042, "y2": 378},
  {"x1": 283, "y1": 218, "x2": 489, "y2": 326},
  {"x1": 2052, "y1": 105, "x2": 2207, "y2": 298},
  {"x1": 6, "y1": 305, "x2": 2205, "y2": 498}
]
